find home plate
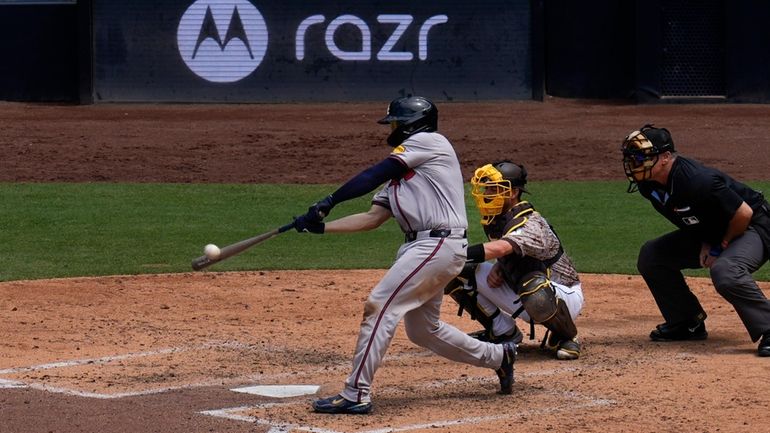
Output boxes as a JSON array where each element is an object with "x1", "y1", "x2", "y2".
[{"x1": 231, "y1": 385, "x2": 319, "y2": 398}]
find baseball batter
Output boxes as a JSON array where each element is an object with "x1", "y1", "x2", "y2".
[
  {"x1": 448, "y1": 161, "x2": 583, "y2": 360},
  {"x1": 293, "y1": 96, "x2": 515, "y2": 415}
]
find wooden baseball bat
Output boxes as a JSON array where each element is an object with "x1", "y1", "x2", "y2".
[{"x1": 191, "y1": 222, "x2": 296, "y2": 271}]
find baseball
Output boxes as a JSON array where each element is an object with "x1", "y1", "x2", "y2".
[{"x1": 204, "y1": 244, "x2": 221, "y2": 260}]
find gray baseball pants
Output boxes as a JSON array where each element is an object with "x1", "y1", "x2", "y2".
[
  {"x1": 339, "y1": 235, "x2": 504, "y2": 403},
  {"x1": 637, "y1": 226, "x2": 770, "y2": 341}
]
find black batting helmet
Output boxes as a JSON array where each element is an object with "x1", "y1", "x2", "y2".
[{"x1": 378, "y1": 96, "x2": 438, "y2": 147}]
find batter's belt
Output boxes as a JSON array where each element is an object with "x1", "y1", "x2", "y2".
[{"x1": 404, "y1": 228, "x2": 467, "y2": 243}]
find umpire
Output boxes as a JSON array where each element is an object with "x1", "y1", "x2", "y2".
[{"x1": 621, "y1": 124, "x2": 770, "y2": 357}]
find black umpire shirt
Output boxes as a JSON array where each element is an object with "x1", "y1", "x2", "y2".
[{"x1": 637, "y1": 156, "x2": 767, "y2": 247}]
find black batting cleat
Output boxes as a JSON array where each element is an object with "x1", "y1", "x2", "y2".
[
  {"x1": 312, "y1": 394, "x2": 372, "y2": 415},
  {"x1": 650, "y1": 320, "x2": 707, "y2": 341},
  {"x1": 758, "y1": 333, "x2": 770, "y2": 357},
  {"x1": 495, "y1": 341, "x2": 517, "y2": 395}
]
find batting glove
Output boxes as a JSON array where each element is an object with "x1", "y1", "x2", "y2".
[
  {"x1": 293, "y1": 215, "x2": 325, "y2": 234},
  {"x1": 306, "y1": 195, "x2": 335, "y2": 222}
]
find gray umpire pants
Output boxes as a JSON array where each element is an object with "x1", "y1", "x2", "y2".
[{"x1": 637, "y1": 226, "x2": 770, "y2": 342}]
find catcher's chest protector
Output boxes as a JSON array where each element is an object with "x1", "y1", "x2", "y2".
[
  {"x1": 483, "y1": 202, "x2": 547, "y2": 290},
  {"x1": 483, "y1": 201, "x2": 535, "y2": 240}
]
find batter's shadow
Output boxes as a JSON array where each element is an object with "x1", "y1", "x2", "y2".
[{"x1": 370, "y1": 380, "x2": 554, "y2": 416}]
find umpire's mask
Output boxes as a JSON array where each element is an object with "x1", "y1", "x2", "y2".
[{"x1": 621, "y1": 124, "x2": 675, "y2": 192}]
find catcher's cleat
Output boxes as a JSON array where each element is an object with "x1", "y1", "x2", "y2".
[
  {"x1": 495, "y1": 341, "x2": 517, "y2": 395},
  {"x1": 312, "y1": 394, "x2": 372, "y2": 415},
  {"x1": 650, "y1": 320, "x2": 707, "y2": 341},
  {"x1": 556, "y1": 337, "x2": 581, "y2": 360},
  {"x1": 542, "y1": 331, "x2": 581, "y2": 360},
  {"x1": 542, "y1": 330, "x2": 558, "y2": 352},
  {"x1": 758, "y1": 333, "x2": 770, "y2": 357}
]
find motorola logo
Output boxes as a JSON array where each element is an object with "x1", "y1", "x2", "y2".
[
  {"x1": 177, "y1": 1, "x2": 449, "y2": 84},
  {"x1": 177, "y1": 0, "x2": 268, "y2": 83}
]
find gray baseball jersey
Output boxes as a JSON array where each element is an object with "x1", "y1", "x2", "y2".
[
  {"x1": 339, "y1": 131, "x2": 506, "y2": 404},
  {"x1": 372, "y1": 132, "x2": 468, "y2": 232}
]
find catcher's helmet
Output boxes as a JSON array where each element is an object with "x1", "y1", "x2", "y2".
[
  {"x1": 621, "y1": 124, "x2": 675, "y2": 192},
  {"x1": 470, "y1": 160, "x2": 528, "y2": 225},
  {"x1": 378, "y1": 96, "x2": 438, "y2": 147}
]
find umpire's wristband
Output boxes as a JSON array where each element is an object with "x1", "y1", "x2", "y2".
[{"x1": 466, "y1": 243, "x2": 486, "y2": 264}]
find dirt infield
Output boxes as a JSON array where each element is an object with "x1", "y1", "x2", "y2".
[
  {"x1": 2, "y1": 99, "x2": 770, "y2": 433},
  {"x1": 2, "y1": 273, "x2": 770, "y2": 433}
]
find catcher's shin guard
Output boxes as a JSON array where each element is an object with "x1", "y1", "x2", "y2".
[
  {"x1": 517, "y1": 271, "x2": 578, "y2": 340},
  {"x1": 458, "y1": 262, "x2": 478, "y2": 281},
  {"x1": 541, "y1": 299, "x2": 578, "y2": 341},
  {"x1": 442, "y1": 263, "x2": 477, "y2": 298},
  {"x1": 444, "y1": 277, "x2": 499, "y2": 340}
]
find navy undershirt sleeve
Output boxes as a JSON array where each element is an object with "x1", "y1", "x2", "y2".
[{"x1": 329, "y1": 156, "x2": 408, "y2": 204}]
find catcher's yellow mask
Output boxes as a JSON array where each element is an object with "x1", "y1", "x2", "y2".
[{"x1": 470, "y1": 164, "x2": 514, "y2": 225}]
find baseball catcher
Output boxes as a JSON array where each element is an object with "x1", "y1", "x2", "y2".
[{"x1": 446, "y1": 160, "x2": 584, "y2": 360}]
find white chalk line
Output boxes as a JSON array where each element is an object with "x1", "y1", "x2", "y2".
[
  {"x1": 0, "y1": 340, "x2": 272, "y2": 375},
  {"x1": 0, "y1": 378, "x2": 26, "y2": 389},
  {"x1": 0, "y1": 343, "x2": 436, "y2": 398},
  {"x1": 0, "y1": 341, "x2": 592, "y2": 402},
  {"x1": 0, "y1": 341, "x2": 298, "y2": 397},
  {"x1": 0, "y1": 346, "x2": 189, "y2": 375},
  {"x1": 200, "y1": 385, "x2": 614, "y2": 433}
]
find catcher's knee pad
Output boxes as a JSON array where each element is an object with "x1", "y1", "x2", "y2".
[{"x1": 517, "y1": 271, "x2": 557, "y2": 324}]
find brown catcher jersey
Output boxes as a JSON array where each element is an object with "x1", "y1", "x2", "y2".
[{"x1": 483, "y1": 201, "x2": 580, "y2": 288}]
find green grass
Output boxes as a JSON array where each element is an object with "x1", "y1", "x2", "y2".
[{"x1": 2, "y1": 181, "x2": 770, "y2": 282}]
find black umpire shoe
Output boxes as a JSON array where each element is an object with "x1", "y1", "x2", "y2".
[
  {"x1": 650, "y1": 320, "x2": 708, "y2": 341},
  {"x1": 495, "y1": 341, "x2": 517, "y2": 395},
  {"x1": 759, "y1": 333, "x2": 770, "y2": 357}
]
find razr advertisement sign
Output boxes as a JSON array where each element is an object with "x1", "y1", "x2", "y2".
[{"x1": 94, "y1": 0, "x2": 532, "y2": 102}]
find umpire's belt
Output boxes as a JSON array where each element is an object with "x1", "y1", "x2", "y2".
[{"x1": 405, "y1": 228, "x2": 466, "y2": 243}]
